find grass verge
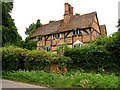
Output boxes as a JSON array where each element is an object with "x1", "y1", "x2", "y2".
[{"x1": 2, "y1": 70, "x2": 119, "y2": 88}]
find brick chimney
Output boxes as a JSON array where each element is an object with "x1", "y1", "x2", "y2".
[{"x1": 64, "y1": 3, "x2": 73, "y2": 23}]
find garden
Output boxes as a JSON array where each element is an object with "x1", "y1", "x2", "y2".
[
  {"x1": 1, "y1": 2, "x2": 120, "y2": 88},
  {"x1": 2, "y1": 30, "x2": 120, "y2": 88}
]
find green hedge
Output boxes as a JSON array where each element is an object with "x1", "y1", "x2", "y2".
[
  {"x1": 64, "y1": 45, "x2": 114, "y2": 70},
  {"x1": 2, "y1": 46, "x2": 25, "y2": 71},
  {"x1": 2, "y1": 45, "x2": 71, "y2": 71},
  {"x1": 64, "y1": 31, "x2": 120, "y2": 72}
]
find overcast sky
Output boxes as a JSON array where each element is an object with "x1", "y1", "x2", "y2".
[{"x1": 11, "y1": 0, "x2": 119, "y2": 40}]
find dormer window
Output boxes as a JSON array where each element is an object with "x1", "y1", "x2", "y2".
[
  {"x1": 36, "y1": 36, "x2": 43, "y2": 41},
  {"x1": 52, "y1": 33, "x2": 61, "y2": 39}
]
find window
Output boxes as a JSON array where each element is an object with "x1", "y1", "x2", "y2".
[
  {"x1": 73, "y1": 31, "x2": 76, "y2": 35},
  {"x1": 73, "y1": 30, "x2": 83, "y2": 36},
  {"x1": 36, "y1": 36, "x2": 39, "y2": 41},
  {"x1": 47, "y1": 47, "x2": 51, "y2": 52},
  {"x1": 90, "y1": 36, "x2": 92, "y2": 41},
  {"x1": 76, "y1": 30, "x2": 78, "y2": 34},
  {"x1": 36, "y1": 36, "x2": 43, "y2": 41},
  {"x1": 78, "y1": 30, "x2": 83, "y2": 35},
  {"x1": 52, "y1": 33, "x2": 60, "y2": 39},
  {"x1": 73, "y1": 44, "x2": 82, "y2": 47},
  {"x1": 39, "y1": 36, "x2": 43, "y2": 41},
  {"x1": 96, "y1": 32, "x2": 98, "y2": 37},
  {"x1": 89, "y1": 30, "x2": 91, "y2": 34}
]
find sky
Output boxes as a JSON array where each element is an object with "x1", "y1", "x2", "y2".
[{"x1": 11, "y1": 0, "x2": 120, "y2": 40}]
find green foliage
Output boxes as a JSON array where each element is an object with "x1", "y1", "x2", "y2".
[
  {"x1": 52, "y1": 55, "x2": 71, "y2": 68},
  {"x1": 20, "y1": 36, "x2": 37, "y2": 50},
  {"x1": 64, "y1": 31, "x2": 120, "y2": 72},
  {"x1": 74, "y1": 13, "x2": 80, "y2": 16},
  {"x1": 57, "y1": 43, "x2": 69, "y2": 56},
  {"x1": 2, "y1": 45, "x2": 26, "y2": 71},
  {"x1": 2, "y1": 45, "x2": 71, "y2": 71},
  {"x1": 49, "y1": 20, "x2": 56, "y2": 23},
  {"x1": 25, "y1": 23, "x2": 35, "y2": 35},
  {"x1": 2, "y1": 2, "x2": 22, "y2": 46},
  {"x1": 105, "y1": 31, "x2": 120, "y2": 68},
  {"x1": 117, "y1": 19, "x2": 120, "y2": 30},
  {"x1": 2, "y1": 70, "x2": 118, "y2": 88},
  {"x1": 25, "y1": 20, "x2": 42, "y2": 36},
  {"x1": 94, "y1": 34, "x2": 108, "y2": 46},
  {"x1": 23, "y1": 50, "x2": 53, "y2": 70}
]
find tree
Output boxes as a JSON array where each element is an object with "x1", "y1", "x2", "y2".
[
  {"x1": 117, "y1": 19, "x2": 120, "y2": 31},
  {"x1": 74, "y1": 13, "x2": 80, "y2": 16},
  {"x1": 25, "y1": 19, "x2": 42, "y2": 36},
  {"x1": 2, "y1": 2, "x2": 22, "y2": 46},
  {"x1": 25, "y1": 23, "x2": 35, "y2": 35},
  {"x1": 21, "y1": 36, "x2": 37, "y2": 50},
  {"x1": 49, "y1": 20, "x2": 56, "y2": 23}
]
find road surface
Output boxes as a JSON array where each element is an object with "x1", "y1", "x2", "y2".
[{"x1": 2, "y1": 79, "x2": 47, "y2": 88}]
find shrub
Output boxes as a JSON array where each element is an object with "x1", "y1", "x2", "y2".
[
  {"x1": 23, "y1": 50, "x2": 53, "y2": 70},
  {"x1": 20, "y1": 36, "x2": 37, "y2": 50},
  {"x1": 2, "y1": 45, "x2": 26, "y2": 71},
  {"x1": 2, "y1": 45, "x2": 71, "y2": 71},
  {"x1": 64, "y1": 31, "x2": 120, "y2": 72}
]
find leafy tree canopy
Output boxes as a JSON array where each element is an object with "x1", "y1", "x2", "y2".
[
  {"x1": 20, "y1": 36, "x2": 37, "y2": 50},
  {"x1": 49, "y1": 20, "x2": 56, "y2": 23},
  {"x1": 74, "y1": 13, "x2": 80, "y2": 16},
  {"x1": 2, "y1": 2, "x2": 22, "y2": 46},
  {"x1": 25, "y1": 19, "x2": 42, "y2": 36},
  {"x1": 117, "y1": 19, "x2": 120, "y2": 31}
]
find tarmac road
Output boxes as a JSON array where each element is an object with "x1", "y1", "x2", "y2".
[{"x1": 2, "y1": 79, "x2": 47, "y2": 88}]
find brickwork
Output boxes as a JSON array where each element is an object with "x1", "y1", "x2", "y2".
[{"x1": 92, "y1": 22, "x2": 100, "y2": 33}]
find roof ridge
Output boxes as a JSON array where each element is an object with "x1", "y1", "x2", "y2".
[
  {"x1": 72, "y1": 11, "x2": 97, "y2": 18},
  {"x1": 41, "y1": 20, "x2": 63, "y2": 27}
]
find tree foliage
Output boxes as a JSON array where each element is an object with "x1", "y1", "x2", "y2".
[
  {"x1": 49, "y1": 20, "x2": 56, "y2": 23},
  {"x1": 2, "y1": 2, "x2": 22, "y2": 46},
  {"x1": 25, "y1": 20, "x2": 42, "y2": 36},
  {"x1": 117, "y1": 19, "x2": 120, "y2": 31},
  {"x1": 21, "y1": 36, "x2": 37, "y2": 50},
  {"x1": 25, "y1": 23, "x2": 35, "y2": 35},
  {"x1": 74, "y1": 13, "x2": 80, "y2": 16},
  {"x1": 64, "y1": 31, "x2": 120, "y2": 72}
]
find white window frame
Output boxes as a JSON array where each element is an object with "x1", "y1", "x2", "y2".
[
  {"x1": 73, "y1": 29, "x2": 83, "y2": 36},
  {"x1": 52, "y1": 33, "x2": 60, "y2": 39},
  {"x1": 36, "y1": 36, "x2": 43, "y2": 41},
  {"x1": 36, "y1": 36, "x2": 39, "y2": 41},
  {"x1": 72, "y1": 31, "x2": 76, "y2": 35},
  {"x1": 73, "y1": 44, "x2": 82, "y2": 48},
  {"x1": 78, "y1": 30, "x2": 83, "y2": 35},
  {"x1": 39, "y1": 36, "x2": 43, "y2": 41},
  {"x1": 96, "y1": 32, "x2": 98, "y2": 37}
]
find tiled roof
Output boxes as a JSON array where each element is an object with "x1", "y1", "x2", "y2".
[
  {"x1": 29, "y1": 12, "x2": 97, "y2": 38},
  {"x1": 100, "y1": 25, "x2": 107, "y2": 35}
]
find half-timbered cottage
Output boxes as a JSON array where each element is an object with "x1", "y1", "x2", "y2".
[{"x1": 29, "y1": 3, "x2": 107, "y2": 54}]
